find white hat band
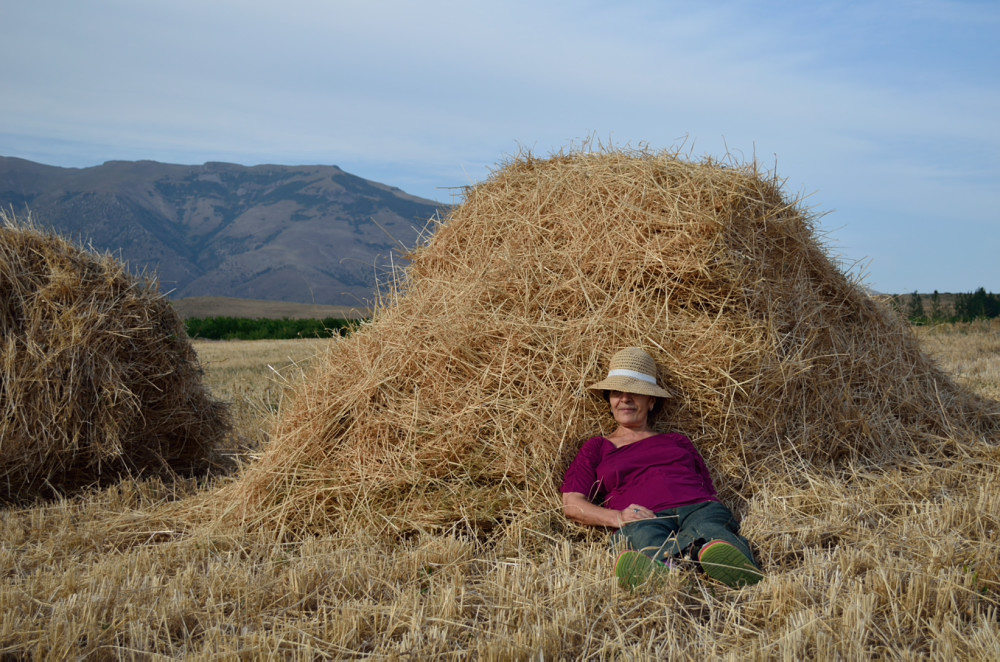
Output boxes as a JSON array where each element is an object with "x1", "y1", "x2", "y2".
[{"x1": 607, "y1": 369, "x2": 657, "y2": 385}]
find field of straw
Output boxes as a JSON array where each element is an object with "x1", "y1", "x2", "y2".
[
  {"x1": 0, "y1": 327, "x2": 996, "y2": 658},
  {"x1": 2, "y1": 149, "x2": 998, "y2": 658}
]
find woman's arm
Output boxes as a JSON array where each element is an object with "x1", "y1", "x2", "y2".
[{"x1": 562, "y1": 491, "x2": 654, "y2": 528}]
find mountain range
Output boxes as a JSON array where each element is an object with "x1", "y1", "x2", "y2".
[{"x1": 0, "y1": 156, "x2": 449, "y2": 306}]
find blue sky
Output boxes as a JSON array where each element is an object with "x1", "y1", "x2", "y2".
[{"x1": 2, "y1": 0, "x2": 997, "y2": 294}]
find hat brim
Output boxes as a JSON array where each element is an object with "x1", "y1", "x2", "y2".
[{"x1": 587, "y1": 375, "x2": 672, "y2": 399}]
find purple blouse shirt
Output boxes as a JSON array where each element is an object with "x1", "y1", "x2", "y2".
[{"x1": 560, "y1": 433, "x2": 718, "y2": 513}]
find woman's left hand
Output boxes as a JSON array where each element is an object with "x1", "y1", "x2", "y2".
[{"x1": 620, "y1": 504, "x2": 655, "y2": 523}]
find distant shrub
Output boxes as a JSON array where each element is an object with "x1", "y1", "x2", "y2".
[{"x1": 185, "y1": 316, "x2": 356, "y2": 340}]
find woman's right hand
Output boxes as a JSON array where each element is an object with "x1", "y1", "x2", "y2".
[
  {"x1": 620, "y1": 504, "x2": 655, "y2": 524},
  {"x1": 562, "y1": 493, "x2": 655, "y2": 528}
]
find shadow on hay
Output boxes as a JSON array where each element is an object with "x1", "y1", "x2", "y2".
[{"x1": 0, "y1": 214, "x2": 232, "y2": 504}]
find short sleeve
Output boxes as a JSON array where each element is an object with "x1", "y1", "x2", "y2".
[{"x1": 560, "y1": 437, "x2": 608, "y2": 503}]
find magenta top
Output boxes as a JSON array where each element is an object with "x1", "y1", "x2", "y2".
[{"x1": 560, "y1": 433, "x2": 718, "y2": 514}]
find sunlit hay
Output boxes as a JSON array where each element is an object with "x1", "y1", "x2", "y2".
[
  {"x1": 2, "y1": 328, "x2": 998, "y2": 657},
  {"x1": 225, "y1": 147, "x2": 1000, "y2": 540},
  {"x1": 0, "y1": 213, "x2": 231, "y2": 502}
]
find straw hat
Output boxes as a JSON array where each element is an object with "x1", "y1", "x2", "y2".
[{"x1": 587, "y1": 347, "x2": 673, "y2": 399}]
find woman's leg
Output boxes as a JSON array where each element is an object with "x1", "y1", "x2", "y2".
[
  {"x1": 612, "y1": 513, "x2": 681, "y2": 563},
  {"x1": 674, "y1": 501, "x2": 758, "y2": 567},
  {"x1": 673, "y1": 501, "x2": 763, "y2": 587}
]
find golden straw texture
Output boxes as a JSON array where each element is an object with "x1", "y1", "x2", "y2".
[
  {"x1": 0, "y1": 214, "x2": 231, "y2": 502},
  {"x1": 226, "y1": 148, "x2": 999, "y2": 539}
]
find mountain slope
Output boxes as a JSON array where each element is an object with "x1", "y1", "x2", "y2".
[{"x1": 0, "y1": 156, "x2": 446, "y2": 306}]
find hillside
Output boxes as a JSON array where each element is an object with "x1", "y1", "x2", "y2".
[{"x1": 0, "y1": 156, "x2": 447, "y2": 306}]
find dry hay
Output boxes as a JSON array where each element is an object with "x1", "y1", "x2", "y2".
[
  {"x1": 0, "y1": 213, "x2": 231, "y2": 502},
  {"x1": 225, "y1": 148, "x2": 1000, "y2": 540}
]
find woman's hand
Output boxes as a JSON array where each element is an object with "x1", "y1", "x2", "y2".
[
  {"x1": 562, "y1": 492, "x2": 655, "y2": 528},
  {"x1": 619, "y1": 504, "x2": 655, "y2": 524}
]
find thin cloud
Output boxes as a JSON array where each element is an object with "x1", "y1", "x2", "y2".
[{"x1": 1, "y1": 0, "x2": 997, "y2": 292}]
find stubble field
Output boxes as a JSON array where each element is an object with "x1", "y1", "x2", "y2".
[{"x1": 1, "y1": 323, "x2": 998, "y2": 659}]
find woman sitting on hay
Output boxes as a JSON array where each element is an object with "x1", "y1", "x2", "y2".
[{"x1": 561, "y1": 347, "x2": 764, "y2": 589}]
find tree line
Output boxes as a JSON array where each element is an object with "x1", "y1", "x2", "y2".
[
  {"x1": 184, "y1": 316, "x2": 358, "y2": 340},
  {"x1": 896, "y1": 287, "x2": 1000, "y2": 324},
  {"x1": 185, "y1": 288, "x2": 999, "y2": 338}
]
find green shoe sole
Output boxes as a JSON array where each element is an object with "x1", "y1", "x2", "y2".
[
  {"x1": 698, "y1": 541, "x2": 764, "y2": 588},
  {"x1": 615, "y1": 550, "x2": 666, "y2": 590}
]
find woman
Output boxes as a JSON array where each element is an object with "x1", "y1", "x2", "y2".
[{"x1": 561, "y1": 347, "x2": 763, "y2": 589}]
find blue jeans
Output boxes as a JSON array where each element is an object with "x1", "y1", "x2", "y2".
[{"x1": 611, "y1": 500, "x2": 759, "y2": 568}]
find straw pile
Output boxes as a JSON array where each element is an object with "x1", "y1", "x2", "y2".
[
  {"x1": 0, "y1": 214, "x2": 231, "y2": 502},
  {"x1": 228, "y1": 148, "x2": 999, "y2": 539}
]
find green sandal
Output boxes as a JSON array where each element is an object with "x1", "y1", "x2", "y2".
[{"x1": 698, "y1": 540, "x2": 764, "y2": 588}]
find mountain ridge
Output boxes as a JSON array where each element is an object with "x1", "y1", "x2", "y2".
[{"x1": 0, "y1": 156, "x2": 447, "y2": 306}]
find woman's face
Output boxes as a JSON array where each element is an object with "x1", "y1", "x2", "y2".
[{"x1": 608, "y1": 390, "x2": 656, "y2": 428}]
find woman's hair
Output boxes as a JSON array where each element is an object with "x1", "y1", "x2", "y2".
[{"x1": 603, "y1": 390, "x2": 664, "y2": 422}]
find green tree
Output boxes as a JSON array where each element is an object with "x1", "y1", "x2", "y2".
[
  {"x1": 929, "y1": 290, "x2": 943, "y2": 322},
  {"x1": 907, "y1": 290, "x2": 925, "y2": 323},
  {"x1": 953, "y1": 287, "x2": 1000, "y2": 321}
]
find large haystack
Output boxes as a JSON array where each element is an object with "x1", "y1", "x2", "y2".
[
  {"x1": 229, "y1": 148, "x2": 999, "y2": 538},
  {"x1": 0, "y1": 215, "x2": 231, "y2": 502}
]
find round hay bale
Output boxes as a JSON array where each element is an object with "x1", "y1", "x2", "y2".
[
  {"x1": 0, "y1": 214, "x2": 231, "y2": 502},
  {"x1": 228, "y1": 148, "x2": 1000, "y2": 539}
]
